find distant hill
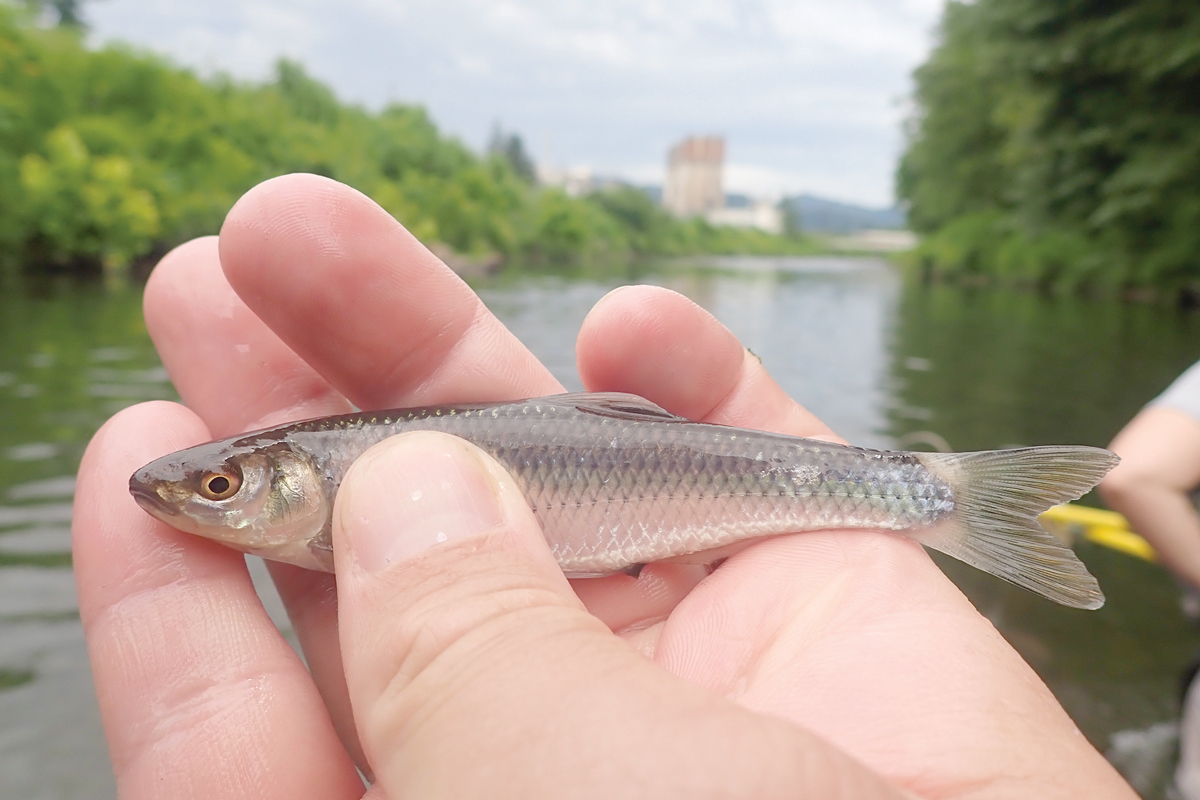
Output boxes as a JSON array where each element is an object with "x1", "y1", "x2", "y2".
[
  {"x1": 782, "y1": 194, "x2": 906, "y2": 234},
  {"x1": 638, "y1": 184, "x2": 663, "y2": 204},
  {"x1": 632, "y1": 186, "x2": 905, "y2": 234}
]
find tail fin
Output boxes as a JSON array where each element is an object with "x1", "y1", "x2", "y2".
[{"x1": 915, "y1": 446, "x2": 1119, "y2": 610}]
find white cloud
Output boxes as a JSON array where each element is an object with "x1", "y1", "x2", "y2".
[{"x1": 85, "y1": 0, "x2": 941, "y2": 206}]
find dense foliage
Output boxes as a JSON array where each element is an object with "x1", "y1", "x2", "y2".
[
  {"x1": 898, "y1": 0, "x2": 1200, "y2": 295},
  {"x1": 0, "y1": 6, "x2": 807, "y2": 276}
]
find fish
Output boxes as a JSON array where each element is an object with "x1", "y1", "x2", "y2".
[{"x1": 129, "y1": 392, "x2": 1117, "y2": 609}]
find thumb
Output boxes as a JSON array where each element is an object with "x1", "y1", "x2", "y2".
[{"x1": 333, "y1": 431, "x2": 903, "y2": 800}]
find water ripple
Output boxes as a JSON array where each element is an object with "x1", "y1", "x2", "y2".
[
  {"x1": 85, "y1": 384, "x2": 173, "y2": 399},
  {"x1": 85, "y1": 367, "x2": 169, "y2": 383},
  {"x1": 0, "y1": 505, "x2": 73, "y2": 528},
  {"x1": 7, "y1": 478, "x2": 75, "y2": 501},
  {"x1": 4, "y1": 444, "x2": 59, "y2": 462},
  {"x1": 88, "y1": 347, "x2": 135, "y2": 363},
  {"x1": 0, "y1": 528, "x2": 71, "y2": 553}
]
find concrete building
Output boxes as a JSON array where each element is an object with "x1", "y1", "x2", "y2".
[
  {"x1": 536, "y1": 164, "x2": 633, "y2": 198},
  {"x1": 663, "y1": 136, "x2": 725, "y2": 217},
  {"x1": 536, "y1": 164, "x2": 598, "y2": 197},
  {"x1": 707, "y1": 198, "x2": 784, "y2": 235}
]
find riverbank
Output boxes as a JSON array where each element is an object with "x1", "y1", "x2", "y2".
[
  {"x1": 897, "y1": 2, "x2": 1200, "y2": 300},
  {"x1": 0, "y1": 8, "x2": 820, "y2": 281}
]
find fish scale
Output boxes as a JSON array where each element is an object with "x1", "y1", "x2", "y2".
[
  {"x1": 130, "y1": 391, "x2": 1118, "y2": 608},
  {"x1": 259, "y1": 397, "x2": 952, "y2": 571}
]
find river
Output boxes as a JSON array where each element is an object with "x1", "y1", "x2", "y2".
[{"x1": 1, "y1": 256, "x2": 1198, "y2": 798}]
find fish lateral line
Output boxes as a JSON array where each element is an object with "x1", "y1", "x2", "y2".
[{"x1": 128, "y1": 392, "x2": 1118, "y2": 609}]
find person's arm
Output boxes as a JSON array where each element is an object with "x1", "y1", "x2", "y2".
[{"x1": 1101, "y1": 406, "x2": 1200, "y2": 591}]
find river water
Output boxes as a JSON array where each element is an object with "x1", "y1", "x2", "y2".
[{"x1": 2, "y1": 256, "x2": 1199, "y2": 798}]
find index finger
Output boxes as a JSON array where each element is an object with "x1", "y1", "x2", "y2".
[
  {"x1": 73, "y1": 402, "x2": 365, "y2": 800},
  {"x1": 142, "y1": 175, "x2": 569, "y2": 776},
  {"x1": 218, "y1": 173, "x2": 562, "y2": 410}
]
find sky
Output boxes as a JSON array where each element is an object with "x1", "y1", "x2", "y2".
[{"x1": 85, "y1": 0, "x2": 944, "y2": 207}]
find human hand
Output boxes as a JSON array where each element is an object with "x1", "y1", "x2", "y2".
[{"x1": 72, "y1": 174, "x2": 1135, "y2": 798}]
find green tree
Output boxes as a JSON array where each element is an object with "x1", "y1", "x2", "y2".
[
  {"x1": 899, "y1": 0, "x2": 1200, "y2": 294},
  {"x1": 19, "y1": 125, "x2": 159, "y2": 269},
  {"x1": 24, "y1": 0, "x2": 85, "y2": 28},
  {"x1": 0, "y1": 4, "x2": 809, "y2": 276},
  {"x1": 487, "y1": 124, "x2": 536, "y2": 183}
]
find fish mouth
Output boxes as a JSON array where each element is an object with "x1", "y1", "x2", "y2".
[{"x1": 128, "y1": 478, "x2": 176, "y2": 519}]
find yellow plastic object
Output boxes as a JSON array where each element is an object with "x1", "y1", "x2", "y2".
[{"x1": 1038, "y1": 504, "x2": 1157, "y2": 562}]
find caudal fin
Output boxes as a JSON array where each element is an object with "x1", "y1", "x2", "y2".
[{"x1": 915, "y1": 446, "x2": 1119, "y2": 610}]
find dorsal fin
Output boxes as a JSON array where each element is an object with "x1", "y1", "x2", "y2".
[{"x1": 547, "y1": 392, "x2": 685, "y2": 422}]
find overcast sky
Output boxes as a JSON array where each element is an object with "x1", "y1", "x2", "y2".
[{"x1": 85, "y1": 0, "x2": 943, "y2": 207}]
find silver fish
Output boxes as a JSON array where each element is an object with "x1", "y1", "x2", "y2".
[{"x1": 129, "y1": 392, "x2": 1117, "y2": 608}]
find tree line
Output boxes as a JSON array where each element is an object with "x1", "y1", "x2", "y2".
[
  {"x1": 898, "y1": 0, "x2": 1200, "y2": 298},
  {"x1": 0, "y1": 6, "x2": 807, "y2": 278}
]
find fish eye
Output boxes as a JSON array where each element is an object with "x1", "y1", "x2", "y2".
[{"x1": 199, "y1": 470, "x2": 241, "y2": 501}]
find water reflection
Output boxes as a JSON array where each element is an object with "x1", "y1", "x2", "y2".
[
  {"x1": 882, "y1": 280, "x2": 1200, "y2": 797},
  {"x1": 8, "y1": 477, "x2": 77, "y2": 501},
  {"x1": 694, "y1": 262, "x2": 898, "y2": 448},
  {"x1": 0, "y1": 668, "x2": 35, "y2": 690},
  {"x1": 481, "y1": 257, "x2": 900, "y2": 448},
  {"x1": 886, "y1": 282, "x2": 1200, "y2": 451},
  {"x1": 0, "y1": 278, "x2": 166, "y2": 799},
  {"x1": 3, "y1": 261, "x2": 1200, "y2": 797}
]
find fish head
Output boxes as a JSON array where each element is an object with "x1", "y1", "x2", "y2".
[{"x1": 129, "y1": 438, "x2": 333, "y2": 570}]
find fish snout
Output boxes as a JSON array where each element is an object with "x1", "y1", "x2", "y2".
[{"x1": 128, "y1": 474, "x2": 177, "y2": 519}]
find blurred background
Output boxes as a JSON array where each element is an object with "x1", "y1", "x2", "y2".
[{"x1": 1, "y1": 1, "x2": 1198, "y2": 797}]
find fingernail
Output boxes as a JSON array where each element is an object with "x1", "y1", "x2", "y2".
[{"x1": 337, "y1": 433, "x2": 506, "y2": 573}]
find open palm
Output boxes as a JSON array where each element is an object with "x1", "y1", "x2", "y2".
[{"x1": 73, "y1": 175, "x2": 1132, "y2": 799}]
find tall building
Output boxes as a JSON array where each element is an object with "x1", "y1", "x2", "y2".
[{"x1": 663, "y1": 136, "x2": 724, "y2": 217}]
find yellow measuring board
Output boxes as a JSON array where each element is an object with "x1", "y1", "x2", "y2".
[{"x1": 1039, "y1": 504, "x2": 1157, "y2": 562}]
